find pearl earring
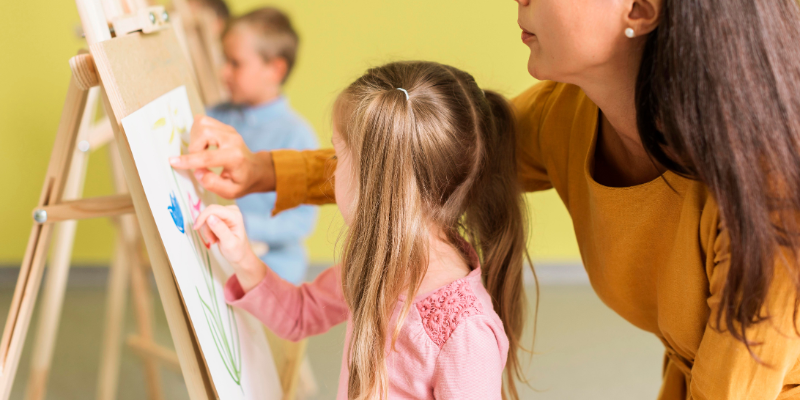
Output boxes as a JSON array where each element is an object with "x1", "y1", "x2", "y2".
[{"x1": 625, "y1": 28, "x2": 635, "y2": 38}]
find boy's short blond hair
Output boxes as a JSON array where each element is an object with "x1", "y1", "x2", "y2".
[
  {"x1": 226, "y1": 7, "x2": 299, "y2": 83},
  {"x1": 189, "y1": 0, "x2": 230, "y2": 20}
]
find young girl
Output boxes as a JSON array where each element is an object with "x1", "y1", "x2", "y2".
[{"x1": 193, "y1": 61, "x2": 529, "y2": 399}]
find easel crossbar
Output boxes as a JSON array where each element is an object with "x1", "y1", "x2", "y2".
[
  {"x1": 127, "y1": 335, "x2": 181, "y2": 372},
  {"x1": 34, "y1": 194, "x2": 134, "y2": 223}
]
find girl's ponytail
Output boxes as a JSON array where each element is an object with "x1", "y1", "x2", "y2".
[{"x1": 464, "y1": 89, "x2": 533, "y2": 400}]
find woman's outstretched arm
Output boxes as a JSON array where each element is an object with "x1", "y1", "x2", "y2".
[{"x1": 173, "y1": 81, "x2": 560, "y2": 214}]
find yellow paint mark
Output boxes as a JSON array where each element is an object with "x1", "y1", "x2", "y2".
[{"x1": 152, "y1": 117, "x2": 166, "y2": 129}]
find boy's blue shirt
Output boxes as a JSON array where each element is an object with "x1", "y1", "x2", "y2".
[{"x1": 207, "y1": 96, "x2": 318, "y2": 284}]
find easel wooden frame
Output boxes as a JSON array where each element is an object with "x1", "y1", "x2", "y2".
[
  {"x1": 16, "y1": 2, "x2": 182, "y2": 399},
  {"x1": 21, "y1": 83, "x2": 172, "y2": 400},
  {"x1": 0, "y1": 0, "x2": 220, "y2": 399},
  {"x1": 1, "y1": 0, "x2": 310, "y2": 398}
]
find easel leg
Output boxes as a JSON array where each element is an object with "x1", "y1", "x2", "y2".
[
  {"x1": 281, "y1": 340, "x2": 307, "y2": 400},
  {"x1": 295, "y1": 356, "x2": 319, "y2": 400},
  {"x1": 0, "y1": 77, "x2": 89, "y2": 400},
  {"x1": 95, "y1": 230, "x2": 131, "y2": 400},
  {"x1": 96, "y1": 141, "x2": 164, "y2": 400},
  {"x1": 23, "y1": 86, "x2": 99, "y2": 400},
  {"x1": 22, "y1": 221, "x2": 79, "y2": 400},
  {"x1": 266, "y1": 330, "x2": 309, "y2": 400},
  {"x1": 127, "y1": 241, "x2": 165, "y2": 400}
]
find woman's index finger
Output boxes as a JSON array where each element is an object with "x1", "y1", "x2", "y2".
[{"x1": 169, "y1": 152, "x2": 218, "y2": 170}]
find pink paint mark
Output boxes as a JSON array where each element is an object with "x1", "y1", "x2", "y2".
[
  {"x1": 187, "y1": 192, "x2": 212, "y2": 248},
  {"x1": 187, "y1": 192, "x2": 202, "y2": 220}
]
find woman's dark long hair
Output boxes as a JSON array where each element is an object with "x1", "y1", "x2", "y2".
[{"x1": 636, "y1": 0, "x2": 800, "y2": 354}]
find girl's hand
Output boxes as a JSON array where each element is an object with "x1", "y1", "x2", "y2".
[{"x1": 193, "y1": 205, "x2": 266, "y2": 291}]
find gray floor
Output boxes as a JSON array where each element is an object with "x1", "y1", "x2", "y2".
[{"x1": 0, "y1": 268, "x2": 664, "y2": 400}]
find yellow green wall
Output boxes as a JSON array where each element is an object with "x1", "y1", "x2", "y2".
[{"x1": 0, "y1": 0, "x2": 579, "y2": 266}]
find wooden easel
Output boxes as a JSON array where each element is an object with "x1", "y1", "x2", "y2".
[
  {"x1": 17, "y1": 2, "x2": 184, "y2": 399},
  {"x1": 1, "y1": 0, "x2": 309, "y2": 398},
  {"x1": 0, "y1": 1, "x2": 221, "y2": 399},
  {"x1": 171, "y1": 0, "x2": 229, "y2": 106},
  {"x1": 20, "y1": 82, "x2": 173, "y2": 400}
]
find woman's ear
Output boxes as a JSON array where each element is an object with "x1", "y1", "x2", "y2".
[{"x1": 626, "y1": 0, "x2": 662, "y2": 36}]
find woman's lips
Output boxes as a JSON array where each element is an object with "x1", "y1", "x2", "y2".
[{"x1": 521, "y1": 30, "x2": 536, "y2": 44}]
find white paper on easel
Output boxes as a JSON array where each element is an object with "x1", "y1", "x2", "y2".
[{"x1": 121, "y1": 86, "x2": 282, "y2": 400}]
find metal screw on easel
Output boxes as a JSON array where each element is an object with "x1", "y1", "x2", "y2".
[
  {"x1": 149, "y1": 12, "x2": 156, "y2": 24},
  {"x1": 78, "y1": 140, "x2": 90, "y2": 152},
  {"x1": 161, "y1": 11, "x2": 169, "y2": 22},
  {"x1": 33, "y1": 209, "x2": 47, "y2": 224}
]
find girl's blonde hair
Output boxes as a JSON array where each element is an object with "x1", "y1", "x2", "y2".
[{"x1": 335, "y1": 61, "x2": 532, "y2": 400}]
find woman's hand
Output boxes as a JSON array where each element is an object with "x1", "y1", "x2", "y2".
[
  {"x1": 169, "y1": 115, "x2": 276, "y2": 199},
  {"x1": 193, "y1": 204, "x2": 266, "y2": 292}
]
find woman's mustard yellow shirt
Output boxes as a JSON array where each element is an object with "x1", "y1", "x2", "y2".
[{"x1": 269, "y1": 81, "x2": 800, "y2": 399}]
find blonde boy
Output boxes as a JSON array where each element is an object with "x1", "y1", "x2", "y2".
[{"x1": 207, "y1": 8, "x2": 318, "y2": 285}]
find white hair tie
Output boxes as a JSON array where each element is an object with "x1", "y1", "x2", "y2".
[{"x1": 397, "y1": 88, "x2": 409, "y2": 101}]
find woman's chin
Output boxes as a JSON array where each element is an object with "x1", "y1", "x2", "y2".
[{"x1": 527, "y1": 58, "x2": 546, "y2": 81}]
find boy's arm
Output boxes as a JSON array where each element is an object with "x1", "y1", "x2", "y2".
[
  {"x1": 271, "y1": 149, "x2": 337, "y2": 215},
  {"x1": 224, "y1": 265, "x2": 348, "y2": 341}
]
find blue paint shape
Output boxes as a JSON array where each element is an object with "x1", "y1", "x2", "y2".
[{"x1": 169, "y1": 192, "x2": 185, "y2": 233}]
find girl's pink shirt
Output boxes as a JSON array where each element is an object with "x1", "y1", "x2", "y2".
[{"x1": 223, "y1": 246, "x2": 509, "y2": 399}]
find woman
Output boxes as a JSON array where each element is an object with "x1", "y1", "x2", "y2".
[{"x1": 171, "y1": 0, "x2": 800, "y2": 398}]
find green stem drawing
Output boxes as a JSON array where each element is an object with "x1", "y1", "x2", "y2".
[{"x1": 171, "y1": 169, "x2": 243, "y2": 389}]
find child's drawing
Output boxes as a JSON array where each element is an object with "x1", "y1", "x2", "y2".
[
  {"x1": 121, "y1": 86, "x2": 282, "y2": 400},
  {"x1": 170, "y1": 169, "x2": 243, "y2": 388}
]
